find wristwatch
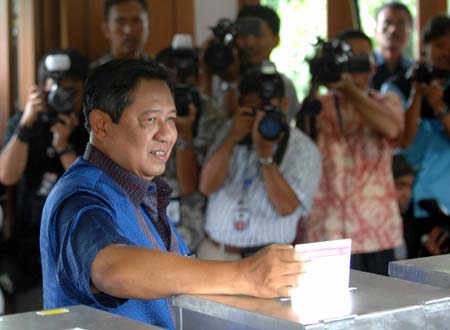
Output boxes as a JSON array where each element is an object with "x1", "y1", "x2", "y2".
[{"x1": 258, "y1": 156, "x2": 274, "y2": 166}]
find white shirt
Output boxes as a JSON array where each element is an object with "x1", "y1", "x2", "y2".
[{"x1": 205, "y1": 124, "x2": 322, "y2": 247}]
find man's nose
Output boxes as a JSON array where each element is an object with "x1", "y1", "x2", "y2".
[
  {"x1": 154, "y1": 120, "x2": 175, "y2": 142},
  {"x1": 122, "y1": 24, "x2": 131, "y2": 34}
]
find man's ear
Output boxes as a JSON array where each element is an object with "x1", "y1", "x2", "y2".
[
  {"x1": 89, "y1": 109, "x2": 111, "y2": 139},
  {"x1": 281, "y1": 96, "x2": 289, "y2": 112},
  {"x1": 272, "y1": 35, "x2": 280, "y2": 49}
]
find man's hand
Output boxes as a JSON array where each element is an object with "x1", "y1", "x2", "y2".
[
  {"x1": 237, "y1": 244, "x2": 308, "y2": 298},
  {"x1": 423, "y1": 81, "x2": 446, "y2": 115},
  {"x1": 175, "y1": 104, "x2": 196, "y2": 141},
  {"x1": 228, "y1": 106, "x2": 254, "y2": 143},
  {"x1": 424, "y1": 226, "x2": 450, "y2": 255},
  {"x1": 50, "y1": 112, "x2": 79, "y2": 152},
  {"x1": 20, "y1": 86, "x2": 47, "y2": 127}
]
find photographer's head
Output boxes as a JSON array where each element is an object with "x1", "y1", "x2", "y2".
[
  {"x1": 236, "y1": 5, "x2": 280, "y2": 66},
  {"x1": 102, "y1": 0, "x2": 149, "y2": 60},
  {"x1": 337, "y1": 29, "x2": 376, "y2": 90},
  {"x1": 422, "y1": 14, "x2": 450, "y2": 71},
  {"x1": 375, "y1": 2, "x2": 412, "y2": 56},
  {"x1": 84, "y1": 59, "x2": 176, "y2": 180},
  {"x1": 38, "y1": 48, "x2": 89, "y2": 116}
]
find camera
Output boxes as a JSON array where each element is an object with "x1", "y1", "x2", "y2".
[
  {"x1": 308, "y1": 37, "x2": 372, "y2": 84},
  {"x1": 257, "y1": 62, "x2": 288, "y2": 141},
  {"x1": 406, "y1": 63, "x2": 450, "y2": 84},
  {"x1": 203, "y1": 17, "x2": 261, "y2": 75},
  {"x1": 41, "y1": 54, "x2": 77, "y2": 124},
  {"x1": 239, "y1": 61, "x2": 287, "y2": 144},
  {"x1": 169, "y1": 34, "x2": 202, "y2": 134},
  {"x1": 404, "y1": 63, "x2": 450, "y2": 118}
]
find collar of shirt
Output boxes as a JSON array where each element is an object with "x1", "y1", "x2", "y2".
[{"x1": 83, "y1": 143, "x2": 172, "y2": 209}]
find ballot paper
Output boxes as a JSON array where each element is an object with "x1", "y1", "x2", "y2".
[{"x1": 292, "y1": 239, "x2": 352, "y2": 324}]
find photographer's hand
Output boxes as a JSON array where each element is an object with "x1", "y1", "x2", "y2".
[
  {"x1": 175, "y1": 103, "x2": 196, "y2": 142},
  {"x1": 424, "y1": 80, "x2": 450, "y2": 138},
  {"x1": 424, "y1": 226, "x2": 449, "y2": 255},
  {"x1": 229, "y1": 106, "x2": 254, "y2": 143},
  {"x1": 175, "y1": 104, "x2": 198, "y2": 195},
  {"x1": 20, "y1": 86, "x2": 47, "y2": 127},
  {"x1": 50, "y1": 113, "x2": 78, "y2": 169}
]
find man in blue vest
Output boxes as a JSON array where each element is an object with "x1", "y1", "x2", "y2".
[{"x1": 40, "y1": 59, "x2": 307, "y2": 329}]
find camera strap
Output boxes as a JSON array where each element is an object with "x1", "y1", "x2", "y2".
[{"x1": 333, "y1": 94, "x2": 345, "y2": 134}]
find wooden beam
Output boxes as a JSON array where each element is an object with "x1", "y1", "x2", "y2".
[
  {"x1": 417, "y1": 0, "x2": 447, "y2": 51},
  {"x1": 327, "y1": 0, "x2": 354, "y2": 39},
  {"x1": 174, "y1": 0, "x2": 195, "y2": 42},
  {"x1": 0, "y1": 0, "x2": 13, "y2": 144},
  {"x1": 17, "y1": 0, "x2": 42, "y2": 111}
]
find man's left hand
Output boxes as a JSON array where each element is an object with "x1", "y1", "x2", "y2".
[{"x1": 50, "y1": 112, "x2": 78, "y2": 152}]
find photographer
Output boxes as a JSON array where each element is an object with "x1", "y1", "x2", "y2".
[
  {"x1": 0, "y1": 49, "x2": 89, "y2": 296},
  {"x1": 155, "y1": 35, "x2": 224, "y2": 252},
  {"x1": 197, "y1": 62, "x2": 321, "y2": 261},
  {"x1": 203, "y1": 5, "x2": 299, "y2": 122},
  {"x1": 90, "y1": 0, "x2": 150, "y2": 70},
  {"x1": 396, "y1": 14, "x2": 450, "y2": 233},
  {"x1": 303, "y1": 30, "x2": 404, "y2": 276}
]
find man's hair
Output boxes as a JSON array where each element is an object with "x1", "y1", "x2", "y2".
[
  {"x1": 37, "y1": 48, "x2": 89, "y2": 87},
  {"x1": 83, "y1": 59, "x2": 169, "y2": 132},
  {"x1": 422, "y1": 14, "x2": 450, "y2": 44},
  {"x1": 336, "y1": 29, "x2": 373, "y2": 48},
  {"x1": 237, "y1": 5, "x2": 280, "y2": 36},
  {"x1": 104, "y1": 0, "x2": 148, "y2": 19},
  {"x1": 239, "y1": 66, "x2": 285, "y2": 101},
  {"x1": 376, "y1": 1, "x2": 413, "y2": 26}
]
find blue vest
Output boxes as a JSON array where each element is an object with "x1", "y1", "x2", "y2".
[{"x1": 40, "y1": 158, "x2": 190, "y2": 329}]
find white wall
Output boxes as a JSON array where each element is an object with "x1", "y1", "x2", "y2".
[{"x1": 194, "y1": 0, "x2": 238, "y2": 46}]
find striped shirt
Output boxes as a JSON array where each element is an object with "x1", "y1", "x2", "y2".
[{"x1": 205, "y1": 124, "x2": 322, "y2": 247}]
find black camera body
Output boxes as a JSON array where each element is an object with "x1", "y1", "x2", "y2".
[
  {"x1": 40, "y1": 54, "x2": 77, "y2": 124},
  {"x1": 308, "y1": 38, "x2": 372, "y2": 84},
  {"x1": 257, "y1": 63, "x2": 288, "y2": 141},
  {"x1": 203, "y1": 17, "x2": 262, "y2": 76},
  {"x1": 406, "y1": 63, "x2": 450, "y2": 84},
  {"x1": 170, "y1": 35, "x2": 203, "y2": 135}
]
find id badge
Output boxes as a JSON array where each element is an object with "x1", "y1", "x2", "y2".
[
  {"x1": 167, "y1": 198, "x2": 181, "y2": 225},
  {"x1": 233, "y1": 205, "x2": 251, "y2": 231}
]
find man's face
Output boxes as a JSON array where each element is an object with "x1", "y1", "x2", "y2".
[
  {"x1": 103, "y1": 0, "x2": 149, "y2": 59},
  {"x1": 375, "y1": 8, "x2": 411, "y2": 53},
  {"x1": 44, "y1": 77, "x2": 84, "y2": 115},
  {"x1": 425, "y1": 33, "x2": 450, "y2": 71},
  {"x1": 240, "y1": 92, "x2": 287, "y2": 112},
  {"x1": 346, "y1": 38, "x2": 376, "y2": 91},
  {"x1": 102, "y1": 79, "x2": 177, "y2": 180},
  {"x1": 394, "y1": 174, "x2": 414, "y2": 212},
  {"x1": 237, "y1": 19, "x2": 279, "y2": 65}
]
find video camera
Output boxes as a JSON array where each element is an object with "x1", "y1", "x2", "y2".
[
  {"x1": 40, "y1": 54, "x2": 77, "y2": 124},
  {"x1": 203, "y1": 17, "x2": 261, "y2": 75},
  {"x1": 308, "y1": 37, "x2": 372, "y2": 84}
]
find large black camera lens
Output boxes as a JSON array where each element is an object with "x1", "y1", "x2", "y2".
[
  {"x1": 47, "y1": 85, "x2": 76, "y2": 114},
  {"x1": 258, "y1": 107, "x2": 286, "y2": 141}
]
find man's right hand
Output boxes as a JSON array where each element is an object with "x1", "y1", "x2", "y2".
[
  {"x1": 228, "y1": 106, "x2": 254, "y2": 143},
  {"x1": 20, "y1": 86, "x2": 47, "y2": 127},
  {"x1": 237, "y1": 244, "x2": 308, "y2": 298}
]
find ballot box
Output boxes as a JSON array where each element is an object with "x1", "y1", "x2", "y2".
[
  {"x1": 389, "y1": 254, "x2": 450, "y2": 289},
  {"x1": 173, "y1": 270, "x2": 450, "y2": 330},
  {"x1": 0, "y1": 304, "x2": 163, "y2": 330}
]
